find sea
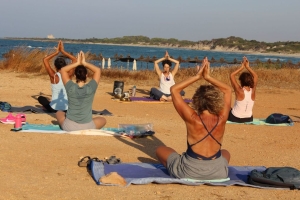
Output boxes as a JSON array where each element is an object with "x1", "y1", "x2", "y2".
[{"x1": 1, "y1": 38, "x2": 300, "y2": 70}]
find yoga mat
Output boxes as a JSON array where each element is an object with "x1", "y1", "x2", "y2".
[
  {"x1": 10, "y1": 106, "x2": 45, "y2": 113},
  {"x1": 129, "y1": 97, "x2": 192, "y2": 103},
  {"x1": 226, "y1": 118, "x2": 294, "y2": 126},
  {"x1": 12, "y1": 123, "x2": 154, "y2": 137},
  {"x1": 90, "y1": 161, "x2": 279, "y2": 189},
  {"x1": 12, "y1": 123, "x2": 122, "y2": 136},
  {"x1": 9, "y1": 106, "x2": 113, "y2": 116}
]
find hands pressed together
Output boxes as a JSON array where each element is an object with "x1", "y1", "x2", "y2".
[
  {"x1": 164, "y1": 50, "x2": 170, "y2": 60},
  {"x1": 241, "y1": 56, "x2": 250, "y2": 68},
  {"x1": 75, "y1": 51, "x2": 87, "y2": 66},
  {"x1": 196, "y1": 57, "x2": 210, "y2": 79}
]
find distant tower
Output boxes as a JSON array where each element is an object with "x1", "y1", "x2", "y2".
[{"x1": 47, "y1": 34, "x2": 55, "y2": 39}]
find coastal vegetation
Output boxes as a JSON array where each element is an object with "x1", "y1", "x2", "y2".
[
  {"x1": 5, "y1": 36, "x2": 300, "y2": 54},
  {"x1": 0, "y1": 46, "x2": 300, "y2": 89}
]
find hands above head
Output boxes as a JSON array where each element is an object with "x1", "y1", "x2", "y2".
[
  {"x1": 164, "y1": 51, "x2": 170, "y2": 59},
  {"x1": 80, "y1": 51, "x2": 86, "y2": 65},
  {"x1": 196, "y1": 57, "x2": 210, "y2": 78},
  {"x1": 243, "y1": 56, "x2": 250, "y2": 68},
  {"x1": 75, "y1": 51, "x2": 87, "y2": 65},
  {"x1": 60, "y1": 40, "x2": 65, "y2": 52},
  {"x1": 202, "y1": 57, "x2": 210, "y2": 79}
]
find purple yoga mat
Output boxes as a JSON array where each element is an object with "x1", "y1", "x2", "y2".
[{"x1": 130, "y1": 97, "x2": 192, "y2": 103}]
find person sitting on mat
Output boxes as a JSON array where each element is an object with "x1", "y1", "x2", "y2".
[
  {"x1": 156, "y1": 57, "x2": 231, "y2": 180},
  {"x1": 227, "y1": 56, "x2": 258, "y2": 123},
  {"x1": 150, "y1": 51, "x2": 184, "y2": 101},
  {"x1": 38, "y1": 41, "x2": 76, "y2": 113},
  {"x1": 56, "y1": 51, "x2": 106, "y2": 131}
]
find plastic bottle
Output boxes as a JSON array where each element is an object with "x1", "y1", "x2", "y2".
[
  {"x1": 14, "y1": 114, "x2": 22, "y2": 130},
  {"x1": 131, "y1": 85, "x2": 136, "y2": 97}
]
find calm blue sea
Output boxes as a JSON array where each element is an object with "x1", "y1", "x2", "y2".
[{"x1": 1, "y1": 38, "x2": 300, "y2": 70}]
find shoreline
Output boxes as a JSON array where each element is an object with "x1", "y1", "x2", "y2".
[{"x1": 2, "y1": 37, "x2": 300, "y2": 58}]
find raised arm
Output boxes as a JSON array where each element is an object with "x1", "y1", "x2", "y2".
[
  {"x1": 59, "y1": 41, "x2": 77, "y2": 63},
  {"x1": 43, "y1": 42, "x2": 60, "y2": 83},
  {"x1": 171, "y1": 61, "x2": 205, "y2": 121},
  {"x1": 154, "y1": 57, "x2": 164, "y2": 77},
  {"x1": 203, "y1": 59, "x2": 232, "y2": 117},
  {"x1": 168, "y1": 54, "x2": 180, "y2": 77},
  {"x1": 60, "y1": 53, "x2": 80, "y2": 85},
  {"x1": 81, "y1": 51, "x2": 101, "y2": 84},
  {"x1": 230, "y1": 62, "x2": 245, "y2": 97},
  {"x1": 244, "y1": 57, "x2": 258, "y2": 88},
  {"x1": 244, "y1": 57, "x2": 258, "y2": 100}
]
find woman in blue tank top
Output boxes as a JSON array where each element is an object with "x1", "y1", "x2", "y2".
[{"x1": 37, "y1": 41, "x2": 76, "y2": 112}]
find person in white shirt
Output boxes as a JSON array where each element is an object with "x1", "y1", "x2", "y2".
[
  {"x1": 150, "y1": 51, "x2": 184, "y2": 101},
  {"x1": 228, "y1": 56, "x2": 258, "y2": 123}
]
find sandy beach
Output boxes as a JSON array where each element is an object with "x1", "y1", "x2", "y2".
[{"x1": 0, "y1": 70, "x2": 300, "y2": 199}]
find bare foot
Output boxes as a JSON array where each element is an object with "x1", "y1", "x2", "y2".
[
  {"x1": 160, "y1": 95, "x2": 168, "y2": 101},
  {"x1": 167, "y1": 96, "x2": 172, "y2": 102}
]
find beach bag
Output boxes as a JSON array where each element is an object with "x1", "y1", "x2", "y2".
[
  {"x1": 265, "y1": 113, "x2": 292, "y2": 124},
  {"x1": 248, "y1": 167, "x2": 300, "y2": 189},
  {"x1": 0, "y1": 101, "x2": 11, "y2": 112}
]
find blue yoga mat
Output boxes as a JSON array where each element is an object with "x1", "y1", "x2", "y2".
[{"x1": 90, "y1": 161, "x2": 279, "y2": 189}]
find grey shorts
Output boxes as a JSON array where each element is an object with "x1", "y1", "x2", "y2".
[
  {"x1": 167, "y1": 152, "x2": 228, "y2": 180},
  {"x1": 61, "y1": 117, "x2": 96, "y2": 132}
]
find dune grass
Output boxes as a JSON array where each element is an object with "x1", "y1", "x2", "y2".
[{"x1": 1, "y1": 46, "x2": 300, "y2": 89}]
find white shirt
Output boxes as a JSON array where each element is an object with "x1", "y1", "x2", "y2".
[
  {"x1": 231, "y1": 88, "x2": 254, "y2": 118},
  {"x1": 159, "y1": 73, "x2": 175, "y2": 94}
]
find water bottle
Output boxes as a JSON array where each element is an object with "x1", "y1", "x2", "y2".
[
  {"x1": 14, "y1": 114, "x2": 22, "y2": 130},
  {"x1": 131, "y1": 85, "x2": 136, "y2": 97}
]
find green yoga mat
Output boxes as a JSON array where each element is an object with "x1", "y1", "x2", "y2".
[
  {"x1": 11, "y1": 123, "x2": 155, "y2": 137},
  {"x1": 226, "y1": 118, "x2": 294, "y2": 126}
]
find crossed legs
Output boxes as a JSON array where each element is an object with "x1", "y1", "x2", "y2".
[
  {"x1": 56, "y1": 111, "x2": 106, "y2": 129},
  {"x1": 156, "y1": 146, "x2": 231, "y2": 168}
]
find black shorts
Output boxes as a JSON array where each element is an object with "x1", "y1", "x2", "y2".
[{"x1": 228, "y1": 110, "x2": 253, "y2": 123}]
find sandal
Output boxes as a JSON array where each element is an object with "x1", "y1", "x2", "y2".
[
  {"x1": 105, "y1": 156, "x2": 121, "y2": 164},
  {"x1": 78, "y1": 156, "x2": 102, "y2": 168}
]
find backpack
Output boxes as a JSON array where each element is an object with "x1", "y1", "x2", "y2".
[
  {"x1": 0, "y1": 101, "x2": 11, "y2": 112},
  {"x1": 265, "y1": 113, "x2": 293, "y2": 124},
  {"x1": 248, "y1": 167, "x2": 300, "y2": 189}
]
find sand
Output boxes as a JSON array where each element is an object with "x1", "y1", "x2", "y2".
[{"x1": 0, "y1": 70, "x2": 299, "y2": 199}]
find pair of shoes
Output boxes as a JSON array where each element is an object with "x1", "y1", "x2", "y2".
[{"x1": 0, "y1": 113, "x2": 26, "y2": 124}]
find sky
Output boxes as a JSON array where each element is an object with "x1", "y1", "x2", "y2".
[{"x1": 1, "y1": 0, "x2": 300, "y2": 42}]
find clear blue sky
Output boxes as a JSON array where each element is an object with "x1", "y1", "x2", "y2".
[{"x1": 1, "y1": 0, "x2": 299, "y2": 42}]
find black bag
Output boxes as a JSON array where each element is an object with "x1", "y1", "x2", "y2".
[
  {"x1": 248, "y1": 167, "x2": 300, "y2": 189},
  {"x1": 265, "y1": 113, "x2": 293, "y2": 124},
  {"x1": 0, "y1": 101, "x2": 11, "y2": 112}
]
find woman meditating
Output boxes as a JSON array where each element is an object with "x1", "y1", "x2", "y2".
[
  {"x1": 228, "y1": 56, "x2": 258, "y2": 123},
  {"x1": 56, "y1": 51, "x2": 106, "y2": 131},
  {"x1": 150, "y1": 51, "x2": 184, "y2": 101},
  {"x1": 156, "y1": 57, "x2": 231, "y2": 180},
  {"x1": 38, "y1": 41, "x2": 76, "y2": 112}
]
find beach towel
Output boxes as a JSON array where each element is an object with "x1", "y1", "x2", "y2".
[
  {"x1": 11, "y1": 123, "x2": 154, "y2": 137},
  {"x1": 89, "y1": 161, "x2": 286, "y2": 189},
  {"x1": 226, "y1": 118, "x2": 294, "y2": 126},
  {"x1": 9, "y1": 106, "x2": 113, "y2": 116},
  {"x1": 128, "y1": 97, "x2": 192, "y2": 103},
  {"x1": 11, "y1": 123, "x2": 121, "y2": 135}
]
